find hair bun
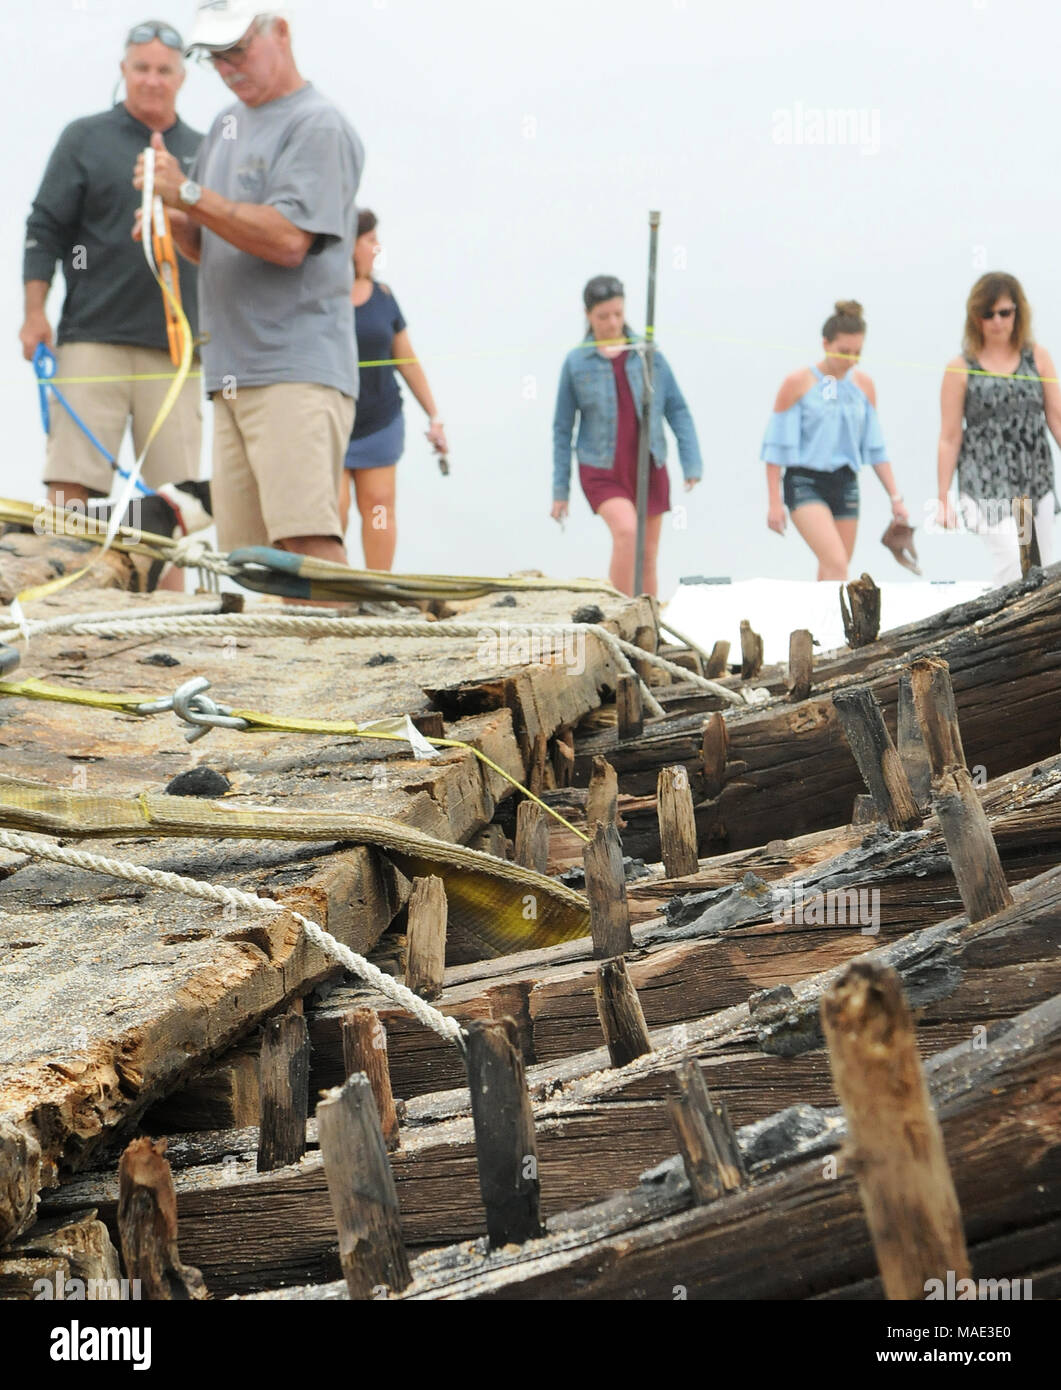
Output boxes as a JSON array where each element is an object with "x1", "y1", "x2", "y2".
[{"x1": 834, "y1": 299, "x2": 863, "y2": 318}]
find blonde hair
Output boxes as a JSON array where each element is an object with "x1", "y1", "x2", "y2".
[{"x1": 822, "y1": 299, "x2": 865, "y2": 341}]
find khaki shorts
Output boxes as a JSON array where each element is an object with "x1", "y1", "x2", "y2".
[
  {"x1": 43, "y1": 342, "x2": 202, "y2": 495},
  {"x1": 211, "y1": 383, "x2": 355, "y2": 550}
]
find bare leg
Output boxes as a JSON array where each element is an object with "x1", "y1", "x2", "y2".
[
  {"x1": 278, "y1": 535, "x2": 348, "y2": 565},
  {"x1": 789, "y1": 503, "x2": 851, "y2": 581},
  {"x1": 835, "y1": 517, "x2": 858, "y2": 563},
  {"x1": 597, "y1": 497, "x2": 638, "y2": 595},
  {"x1": 352, "y1": 465, "x2": 398, "y2": 571},
  {"x1": 46, "y1": 483, "x2": 100, "y2": 509},
  {"x1": 641, "y1": 514, "x2": 665, "y2": 597},
  {"x1": 338, "y1": 469, "x2": 352, "y2": 535}
]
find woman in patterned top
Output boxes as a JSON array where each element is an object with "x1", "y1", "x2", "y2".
[
  {"x1": 937, "y1": 272, "x2": 1060, "y2": 585},
  {"x1": 761, "y1": 300, "x2": 908, "y2": 580}
]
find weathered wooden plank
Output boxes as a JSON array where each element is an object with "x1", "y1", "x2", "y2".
[
  {"x1": 574, "y1": 566, "x2": 1061, "y2": 849},
  {"x1": 397, "y1": 992, "x2": 1061, "y2": 1300},
  {"x1": 41, "y1": 864, "x2": 1061, "y2": 1293}
]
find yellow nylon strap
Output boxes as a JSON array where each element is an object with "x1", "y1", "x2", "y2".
[
  {"x1": 0, "y1": 677, "x2": 146, "y2": 712},
  {"x1": 0, "y1": 678, "x2": 589, "y2": 841},
  {"x1": 230, "y1": 708, "x2": 588, "y2": 841}
]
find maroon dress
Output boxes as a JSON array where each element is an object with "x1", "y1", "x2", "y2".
[{"x1": 579, "y1": 351, "x2": 671, "y2": 516}]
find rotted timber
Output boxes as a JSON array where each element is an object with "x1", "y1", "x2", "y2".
[
  {"x1": 574, "y1": 565, "x2": 1061, "y2": 851},
  {"x1": 39, "y1": 861, "x2": 1061, "y2": 1293}
]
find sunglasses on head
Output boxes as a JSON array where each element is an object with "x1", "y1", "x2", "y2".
[
  {"x1": 585, "y1": 277, "x2": 624, "y2": 308},
  {"x1": 126, "y1": 21, "x2": 184, "y2": 49},
  {"x1": 982, "y1": 306, "x2": 1015, "y2": 321}
]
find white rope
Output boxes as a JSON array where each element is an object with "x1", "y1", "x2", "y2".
[
  {"x1": 0, "y1": 828, "x2": 465, "y2": 1050},
  {"x1": 0, "y1": 612, "x2": 744, "y2": 708}
]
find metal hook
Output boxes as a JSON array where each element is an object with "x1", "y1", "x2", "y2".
[{"x1": 137, "y1": 676, "x2": 248, "y2": 743}]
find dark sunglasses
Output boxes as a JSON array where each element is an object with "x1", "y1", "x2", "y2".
[
  {"x1": 982, "y1": 307, "x2": 1016, "y2": 321},
  {"x1": 126, "y1": 21, "x2": 184, "y2": 49}
]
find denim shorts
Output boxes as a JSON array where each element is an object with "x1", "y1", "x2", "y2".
[
  {"x1": 783, "y1": 465, "x2": 859, "y2": 520},
  {"x1": 344, "y1": 410, "x2": 405, "y2": 470}
]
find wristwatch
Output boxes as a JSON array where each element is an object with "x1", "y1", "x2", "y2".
[{"x1": 178, "y1": 179, "x2": 203, "y2": 208}]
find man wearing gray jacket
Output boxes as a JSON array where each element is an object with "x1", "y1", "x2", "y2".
[{"x1": 22, "y1": 20, "x2": 202, "y2": 508}]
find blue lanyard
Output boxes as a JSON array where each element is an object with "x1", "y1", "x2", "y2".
[{"x1": 33, "y1": 344, "x2": 154, "y2": 497}]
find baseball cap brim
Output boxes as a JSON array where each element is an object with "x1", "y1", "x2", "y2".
[{"x1": 184, "y1": 3, "x2": 260, "y2": 55}]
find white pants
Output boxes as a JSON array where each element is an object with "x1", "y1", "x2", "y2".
[{"x1": 959, "y1": 493, "x2": 1056, "y2": 587}]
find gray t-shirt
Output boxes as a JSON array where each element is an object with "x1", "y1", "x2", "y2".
[{"x1": 193, "y1": 83, "x2": 363, "y2": 397}]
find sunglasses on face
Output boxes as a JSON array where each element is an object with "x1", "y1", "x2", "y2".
[
  {"x1": 982, "y1": 307, "x2": 1016, "y2": 321},
  {"x1": 126, "y1": 21, "x2": 183, "y2": 49}
]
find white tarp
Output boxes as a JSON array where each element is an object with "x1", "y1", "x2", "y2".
[{"x1": 661, "y1": 578, "x2": 993, "y2": 667}]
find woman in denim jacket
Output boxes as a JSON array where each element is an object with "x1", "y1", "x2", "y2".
[{"x1": 551, "y1": 275, "x2": 702, "y2": 596}]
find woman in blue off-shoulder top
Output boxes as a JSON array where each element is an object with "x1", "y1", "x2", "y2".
[{"x1": 761, "y1": 300, "x2": 908, "y2": 580}]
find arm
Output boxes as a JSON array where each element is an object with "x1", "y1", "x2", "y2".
[
  {"x1": 1033, "y1": 345, "x2": 1061, "y2": 449},
  {"x1": 659, "y1": 356, "x2": 702, "y2": 486},
  {"x1": 135, "y1": 134, "x2": 314, "y2": 269},
  {"x1": 762, "y1": 371, "x2": 812, "y2": 533},
  {"x1": 168, "y1": 208, "x2": 202, "y2": 265},
  {"x1": 20, "y1": 280, "x2": 52, "y2": 361},
  {"x1": 766, "y1": 463, "x2": 785, "y2": 534},
  {"x1": 392, "y1": 327, "x2": 447, "y2": 453},
  {"x1": 21, "y1": 125, "x2": 86, "y2": 359},
  {"x1": 551, "y1": 357, "x2": 577, "y2": 517},
  {"x1": 854, "y1": 372, "x2": 909, "y2": 521},
  {"x1": 937, "y1": 357, "x2": 968, "y2": 528}
]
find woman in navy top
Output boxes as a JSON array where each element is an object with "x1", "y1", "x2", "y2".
[
  {"x1": 761, "y1": 300, "x2": 908, "y2": 580},
  {"x1": 340, "y1": 211, "x2": 449, "y2": 569}
]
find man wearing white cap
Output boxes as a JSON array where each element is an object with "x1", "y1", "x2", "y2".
[{"x1": 133, "y1": 3, "x2": 364, "y2": 562}]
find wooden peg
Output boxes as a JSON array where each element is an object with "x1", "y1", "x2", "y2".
[
  {"x1": 583, "y1": 821, "x2": 633, "y2": 957},
  {"x1": 667, "y1": 1061, "x2": 746, "y2": 1205},
  {"x1": 704, "y1": 640, "x2": 730, "y2": 678},
  {"x1": 117, "y1": 1138, "x2": 207, "y2": 1300},
  {"x1": 821, "y1": 961, "x2": 971, "y2": 1300},
  {"x1": 933, "y1": 766, "x2": 1014, "y2": 923},
  {"x1": 897, "y1": 671, "x2": 932, "y2": 808},
  {"x1": 317, "y1": 1074, "x2": 411, "y2": 1298},
  {"x1": 257, "y1": 1008, "x2": 310, "y2": 1173},
  {"x1": 700, "y1": 712, "x2": 728, "y2": 800},
  {"x1": 594, "y1": 957, "x2": 653, "y2": 1067},
  {"x1": 514, "y1": 800, "x2": 550, "y2": 875},
  {"x1": 342, "y1": 1007, "x2": 400, "y2": 1152},
  {"x1": 657, "y1": 764, "x2": 699, "y2": 877},
  {"x1": 739, "y1": 619, "x2": 763, "y2": 680},
  {"x1": 586, "y1": 754, "x2": 619, "y2": 832},
  {"x1": 909, "y1": 656, "x2": 967, "y2": 781},
  {"x1": 832, "y1": 687, "x2": 922, "y2": 831},
  {"x1": 840, "y1": 573, "x2": 881, "y2": 648},
  {"x1": 405, "y1": 874, "x2": 448, "y2": 1000},
  {"x1": 616, "y1": 673, "x2": 644, "y2": 740},
  {"x1": 786, "y1": 628, "x2": 814, "y2": 702},
  {"x1": 465, "y1": 1017, "x2": 543, "y2": 1248}
]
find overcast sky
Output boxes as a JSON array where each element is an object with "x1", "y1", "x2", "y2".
[{"x1": 3, "y1": 0, "x2": 1057, "y2": 595}]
